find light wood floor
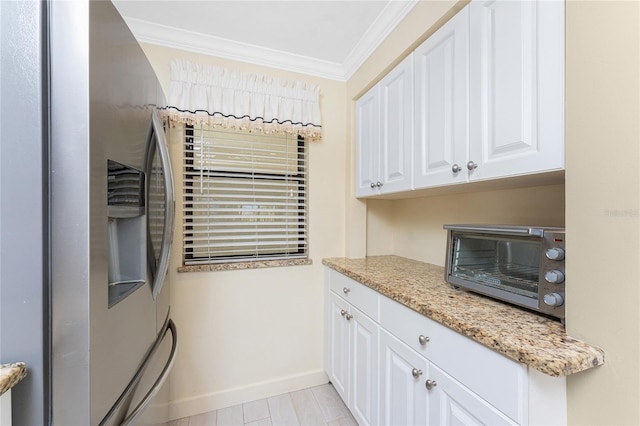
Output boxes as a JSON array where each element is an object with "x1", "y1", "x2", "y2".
[{"x1": 167, "y1": 383, "x2": 357, "y2": 426}]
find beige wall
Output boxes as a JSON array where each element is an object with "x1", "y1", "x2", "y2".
[
  {"x1": 140, "y1": 44, "x2": 347, "y2": 419},
  {"x1": 137, "y1": 0, "x2": 640, "y2": 422},
  {"x1": 367, "y1": 185, "x2": 566, "y2": 264},
  {"x1": 347, "y1": 0, "x2": 640, "y2": 425},
  {"x1": 565, "y1": 1, "x2": 640, "y2": 424}
]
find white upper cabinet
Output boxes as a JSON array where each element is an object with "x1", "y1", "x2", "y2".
[
  {"x1": 414, "y1": 7, "x2": 469, "y2": 188},
  {"x1": 359, "y1": 0, "x2": 565, "y2": 196},
  {"x1": 379, "y1": 55, "x2": 414, "y2": 193},
  {"x1": 356, "y1": 88, "x2": 380, "y2": 196},
  {"x1": 356, "y1": 55, "x2": 413, "y2": 197},
  {"x1": 468, "y1": 0, "x2": 565, "y2": 181}
]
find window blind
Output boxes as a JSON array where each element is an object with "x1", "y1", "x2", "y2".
[{"x1": 183, "y1": 125, "x2": 308, "y2": 264}]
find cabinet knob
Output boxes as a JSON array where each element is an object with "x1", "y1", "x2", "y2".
[
  {"x1": 418, "y1": 335, "x2": 430, "y2": 345},
  {"x1": 340, "y1": 309, "x2": 346, "y2": 317},
  {"x1": 412, "y1": 368, "x2": 423, "y2": 378},
  {"x1": 425, "y1": 379, "x2": 438, "y2": 390},
  {"x1": 370, "y1": 182, "x2": 376, "y2": 189},
  {"x1": 343, "y1": 287, "x2": 351, "y2": 295},
  {"x1": 345, "y1": 313, "x2": 353, "y2": 321},
  {"x1": 376, "y1": 181, "x2": 383, "y2": 188},
  {"x1": 466, "y1": 161, "x2": 478, "y2": 171},
  {"x1": 451, "y1": 164, "x2": 462, "y2": 173}
]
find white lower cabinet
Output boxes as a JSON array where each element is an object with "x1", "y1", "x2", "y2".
[
  {"x1": 0, "y1": 389, "x2": 11, "y2": 426},
  {"x1": 379, "y1": 330, "x2": 429, "y2": 426},
  {"x1": 350, "y1": 306, "x2": 379, "y2": 426},
  {"x1": 429, "y1": 364, "x2": 516, "y2": 426},
  {"x1": 328, "y1": 292, "x2": 351, "y2": 402},
  {"x1": 324, "y1": 268, "x2": 566, "y2": 426},
  {"x1": 327, "y1": 291, "x2": 379, "y2": 426},
  {"x1": 380, "y1": 330, "x2": 516, "y2": 426}
]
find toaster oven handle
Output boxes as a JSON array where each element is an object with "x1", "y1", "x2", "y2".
[{"x1": 443, "y1": 225, "x2": 544, "y2": 237}]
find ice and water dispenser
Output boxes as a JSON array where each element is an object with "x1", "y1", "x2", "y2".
[{"x1": 107, "y1": 159, "x2": 146, "y2": 307}]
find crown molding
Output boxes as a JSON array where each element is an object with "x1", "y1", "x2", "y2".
[
  {"x1": 123, "y1": 1, "x2": 418, "y2": 82},
  {"x1": 342, "y1": 0, "x2": 419, "y2": 80},
  {"x1": 123, "y1": 17, "x2": 347, "y2": 81}
]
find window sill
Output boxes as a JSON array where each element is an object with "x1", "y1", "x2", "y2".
[{"x1": 178, "y1": 258, "x2": 312, "y2": 273}]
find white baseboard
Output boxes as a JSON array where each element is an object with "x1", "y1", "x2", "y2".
[{"x1": 168, "y1": 369, "x2": 330, "y2": 421}]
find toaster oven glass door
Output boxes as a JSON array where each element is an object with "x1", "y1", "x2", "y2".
[{"x1": 451, "y1": 234, "x2": 541, "y2": 300}]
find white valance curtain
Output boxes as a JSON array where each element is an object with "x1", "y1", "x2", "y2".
[{"x1": 166, "y1": 59, "x2": 322, "y2": 140}]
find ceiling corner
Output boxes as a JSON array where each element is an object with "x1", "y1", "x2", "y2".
[
  {"x1": 342, "y1": 0, "x2": 419, "y2": 80},
  {"x1": 121, "y1": 0, "x2": 418, "y2": 82}
]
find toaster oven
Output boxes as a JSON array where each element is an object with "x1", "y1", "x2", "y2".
[{"x1": 444, "y1": 225, "x2": 566, "y2": 320}]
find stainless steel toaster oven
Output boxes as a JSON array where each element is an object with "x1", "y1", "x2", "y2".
[{"x1": 444, "y1": 225, "x2": 566, "y2": 320}]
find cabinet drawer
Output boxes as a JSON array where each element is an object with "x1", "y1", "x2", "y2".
[
  {"x1": 380, "y1": 295, "x2": 526, "y2": 423},
  {"x1": 328, "y1": 270, "x2": 379, "y2": 321},
  {"x1": 380, "y1": 294, "x2": 435, "y2": 360}
]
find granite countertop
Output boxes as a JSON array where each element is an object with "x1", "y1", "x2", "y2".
[
  {"x1": 0, "y1": 362, "x2": 26, "y2": 396},
  {"x1": 322, "y1": 255, "x2": 605, "y2": 377}
]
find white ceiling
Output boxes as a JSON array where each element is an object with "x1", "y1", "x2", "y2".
[{"x1": 112, "y1": 0, "x2": 418, "y2": 81}]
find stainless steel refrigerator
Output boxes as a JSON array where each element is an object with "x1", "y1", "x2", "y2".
[{"x1": 0, "y1": 0, "x2": 177, "y2": 424}]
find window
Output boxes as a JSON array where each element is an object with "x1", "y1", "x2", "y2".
[{"x1": 183, "y1": 125, "x2": 308, "y2": 265}]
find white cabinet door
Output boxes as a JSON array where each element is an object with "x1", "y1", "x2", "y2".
[
  {"x1": 380, "y1": 329, "x2": 429, "y2": 426},
  {"x1": 356, "y1": 86, "x2": 380, "y2": 197},
  {"x1": 356, "y1": 55, "x2": 413, "y2": 197},
  {"x1": 0, "y1": 390, "x2": 11, "y2": 426},
  {"x1": 350, "y1": 306, "x2": 379, "y2": 426},
  {"x1": 429, "y1": 364, "x2": 517, "y2": 426},
  {"x1": 328, "y1": 292, "x2": 351, "y2": 402},
  {"x1": 379, "y1": 55, "x2": 413, "y2": 194},
  {"x1": 355, "y1": 86, "x2": 380, "y2": 197},
  {"x1": 469, "y1": 0, "x2": 564, "y2": 181},
  {"x1": 414, "y1": 7, "x2": 469, "y2": 189}
]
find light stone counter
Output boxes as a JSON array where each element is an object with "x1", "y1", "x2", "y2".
[
  {"x1": 322, "y1": 255, "x2": 604, "y2": 377},
  {"x1": 0, "y1": 363, "x2": 26, "y2": 396}
]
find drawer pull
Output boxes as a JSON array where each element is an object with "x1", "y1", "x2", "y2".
[
  {"x1": 343, "y1": 287, "x2": 351, "y2": 295},
  {"x1": 411, "y1": 368, "x2": 422, "y2": 378},
  {"x1": 425, "y1": 379, "x2": 437, "y2": 390},
  {"x1": 418, "y1": 335, "x2": 430, "y2": 345}
]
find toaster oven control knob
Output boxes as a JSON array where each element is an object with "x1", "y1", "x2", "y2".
[
  {"x1": 543, "y1": 292, "x2": 565, "y2": 307},
  {"x1": 545, "y1": 247, "x2": 565, "y2": 261},
  {"x1": 545, "y1": 270, "x2": 565, "y2": 284}
]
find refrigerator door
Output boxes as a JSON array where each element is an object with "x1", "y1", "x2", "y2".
[
  {"x1": 50, "y1": 1, "x2": 174, "y2": 424},
  {"x1": 99, "y1": 312, "x2": 178, "y2": 426},
  {"x1": 100, "y1": 111, "x2": 177, "y2": 426}
]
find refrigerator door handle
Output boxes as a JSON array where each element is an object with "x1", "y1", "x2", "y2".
[
  {"x1": 120, "y1": 318, "x2": 178, "y2": 426},
  {"x1": 99, "y1": 312, "x2": 178, "y2": 426},
  {"x1": 147, "y1": 110, "x2": 175, "y2": 300}
]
